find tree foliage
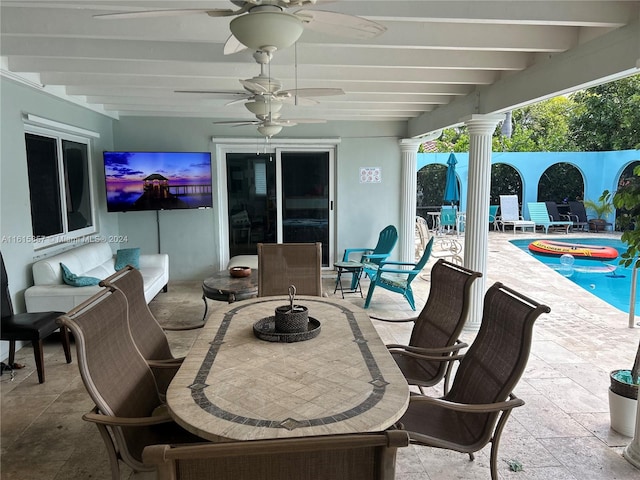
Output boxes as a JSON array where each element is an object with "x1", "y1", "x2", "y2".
[{"x1": 569, "y1": 75, "x2": 640, "y2": 151}]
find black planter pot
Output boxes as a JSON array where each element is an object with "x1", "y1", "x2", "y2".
[{"x1": 610, "y1": 369, "x2": 639, "y2": 400}]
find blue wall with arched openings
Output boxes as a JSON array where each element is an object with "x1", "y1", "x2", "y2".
[{"x1": 418, "y1": 150, "x2": 640, "y2": 223}]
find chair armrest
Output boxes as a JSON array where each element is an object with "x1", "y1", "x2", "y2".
[
  {"x1": 343, "y1": 248, "x2": 373, "y2": 261},
  {"x1": 148, "y1": 358, "x2": 184, "y2": 367},
  {"x1": 388, "y1": 341, "x2": 468, "y2": 355},
  {"x1": 408, "y1": 393, "x2": 524, "y2": 413},
  {"x1": 379, "y1": 260, "x2": 417, "y2": 268},
  {"x1": 163, "y1": 323, "x2": 204, "y2": 331},
  {"x1": 389, "y1": 349, "x2": 465, "y2": 363},
  {"x1": 83, "y1": 407, "x2": 174, "y2": 427},
  {"x1": 369, "y1": 316, "x2": 417, "y2": 323},
  {"x1": 362, "y1": 253, "x2": 391, "y2": 261},
  {"x1": 377, "y1": 267, "x2": 420, "y2": 275}
]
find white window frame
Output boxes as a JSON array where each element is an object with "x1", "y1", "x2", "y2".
[{"x1": 24, "y1": 124, "x2": 98, "y2": 249}]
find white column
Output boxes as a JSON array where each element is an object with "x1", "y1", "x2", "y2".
[
  {"x1": 399, "y1": 139, "x2": 422, "y2": 263},
  {"x1": 463, "y1": 114, "x2": 504, "y2": 330},
  {"x1": 623, "y1": 396, "x2": 640, "y2": 469}
]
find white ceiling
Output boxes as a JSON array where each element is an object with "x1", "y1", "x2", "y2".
[{"x1": 1, "y1": 1, "x2": 639, "y2": 137}]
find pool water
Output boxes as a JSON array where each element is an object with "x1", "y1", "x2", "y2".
[{"x1": 510, "y1": 237, "x2": 639, "y2": 314}]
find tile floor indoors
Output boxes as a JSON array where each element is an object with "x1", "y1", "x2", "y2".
[{"x1": 1, "y1": 231, "x2": 640, "y2": 479}]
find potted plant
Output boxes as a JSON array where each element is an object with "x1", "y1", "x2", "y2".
[
  {"x1": 606, "y1": 170, "x2": 640, "y2": 437},
  {"x1": 583, "y1": 191, "x2": 615, "y2": 232}
]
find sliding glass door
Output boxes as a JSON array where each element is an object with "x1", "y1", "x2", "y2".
[{"x1": 225, "y1": 148, "x2": 333, "y2": 266}]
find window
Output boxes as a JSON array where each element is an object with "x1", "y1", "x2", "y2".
[{"x1": 24, "y1": 126, "x2": 96, "y2": 245}]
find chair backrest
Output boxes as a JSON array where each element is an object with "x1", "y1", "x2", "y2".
[
  {"x1": 143, "y1": 430, "x2": 410, "y2": 480},
  {"x1": 258, "y1": 243, "x2": 322, "y2": 296},
  {"x1": 1, "y1": 252, "x2": 14, "y2": 318},
  {"x1": 499, "y1": 195, "x2": 520, "y2": 221},
  {"x1": 568, "y1": 201, "x2": 589, "y2": 222},
  {"x1": 439, "y1": 206, "x2": 457, "y2": 226},
  {"x1": 58, "y1": 288, "x2": 163, "y2": 464},
  {"x1": 409, "y1": 260, "x2": 481, "y2": 353},
  {"x1": 544, "y1": 201, "x2": 562, "y2": 221},
  {"x1": 445, "y1": 282, "x2": 550, "y2": 444},
  {"x1": 528, "y1": 202, "x2": 552, "y2": 223},
  {"x1": 488, "y1": 205, "x2": 499, "y2": 223},
  {"x1": 370, "y1": 225, "x2": 398, "y2": 262},
  {"x1": 100, "y1": 265, "x2": 173, "y2": 361},
  {"x1": 415, "y1": 216, "x2": 430, "y2": 260}
]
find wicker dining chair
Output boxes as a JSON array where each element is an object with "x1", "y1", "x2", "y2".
[
  {"x1": 57, "y1": 288, "x2": 202, "y2": 480},
  {"x1": 143, "y1": 430, "x2": 410, "y2": 480},
  {"x1": 257, "y1": 242, "x2": 323, "y2": 296},
  {"x1": 370, "y1": 259, "x2": 481, "y2": 394},
  {"x1": 100, "y1": 265, "x2": 189, "y2": 393},
  {"x1": 398, "y1": 282, "x2": 550, "y2": 480}
]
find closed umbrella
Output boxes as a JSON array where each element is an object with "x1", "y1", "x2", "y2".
[{"x1": 443, "y1": 153, "x2": 460, "y2": 205}]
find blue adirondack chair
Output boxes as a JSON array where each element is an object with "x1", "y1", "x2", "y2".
[
  {"x1": 527, "y1": 202, "x2": 572, "y2": 234},
  {"x1": 489, "y1": 205, "x2": 499, "y2": 230},
  {"x1": 363, "y1": 237, "x2": 434, "y2": 310},
  {"x1": 342, "y1": 225, "x2": 398, "y2": 290}
]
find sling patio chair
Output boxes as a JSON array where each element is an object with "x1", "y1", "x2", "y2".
[
  {"x1": 488, "y1": 205, "x2": 499, "y2": 230},
  {"x1": 528, "y1": 202, "x2": 572, "y2": 234},
  {"x1": 363, "y1": 237, "x2": 434, "y2": 310},
  {"x1": 496, "y1": 195, "x2": 535, "y2": 234},
  {"x1": 100, "y1": 265, "x2": 190, "y2": 393},
  {"x1": 57, "y1": 288, "x2": 202, "y2": 480},
  {"x1": 370, "y1": 259, "x2": 482, "y2": 395},
  {"x1": 343, "y1": 224, "x2": 398, "y2": 290},
  {"x1": 143, "y1": 430, "x2": 410, "y2": 480},
  {"x1": 258, "y1": 242, "x2": 323, "y2": 296},
  {"x1": 397, "y1": 282, "x2": 550, "y2": 480}
]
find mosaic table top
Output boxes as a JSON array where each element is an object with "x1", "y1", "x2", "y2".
[{"x1": 166, "y1": 295, "x2": 410, "y2": 441}]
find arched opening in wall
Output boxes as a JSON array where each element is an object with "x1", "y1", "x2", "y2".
[
  {"x1": 417, "y1": 163, "x2": 449, "y2": 229},
  {"x1": 537, "y1": 162, "x2": 584, "y2": 203},
  {"x1": 490, "y1": 163, "x2": 523, "y2": 205},
  {"x1": 615, "y1": 160, "x2": 640, "y2": 229}
]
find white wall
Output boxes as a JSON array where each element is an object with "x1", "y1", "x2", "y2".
[
  {"x1": 0, "y1": 77, "x2": 117, "y2": 360},
  {"x1": 113, "y1": 117, "x2": 408, "y2": 279}
]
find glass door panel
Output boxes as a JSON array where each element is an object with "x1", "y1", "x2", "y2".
[
  {"x1": 281, "y1": 151, "x2": 330, "y2": 265},
  {"x1": 226, "y1": 153, "x2": 276, "y2": 257}
]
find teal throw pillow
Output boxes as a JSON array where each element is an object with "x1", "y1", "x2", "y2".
[
  {"x1": 60, "y1": 263, "x2": 101, "y2": 287},
  {"x1": 115, "y1": 248, "x2": 140, "y2": 271}
]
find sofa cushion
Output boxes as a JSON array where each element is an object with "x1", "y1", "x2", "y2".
[
  {"x1": 60, "y1": 263, "x2": 101, "y2": 287},
  {"x1": 115, "y1": 248, "x2": 140, "y2": 270}
]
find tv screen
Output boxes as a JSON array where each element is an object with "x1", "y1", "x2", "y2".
[{"x1": 103, "y1": 151, "x2": 213, "y2": 212}]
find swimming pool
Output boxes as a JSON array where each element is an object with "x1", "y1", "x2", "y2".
[{"x1": 510, "y1": 237, "x2": 638, "y2": 314}]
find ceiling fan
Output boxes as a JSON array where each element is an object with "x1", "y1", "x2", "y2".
[
  {"x1": 214, "y1": 114, "x2": 326, "y2": 138},
  {"x1": 94, "y1": 0, "x2": 387, "y2": 54},
  {"x1": 175, "y1": 50, "x2": 344, "y2": 115}
]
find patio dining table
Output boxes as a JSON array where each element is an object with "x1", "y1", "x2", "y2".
[{"x1": 166, "y1": 295, "x2": 410, "y2": 441}]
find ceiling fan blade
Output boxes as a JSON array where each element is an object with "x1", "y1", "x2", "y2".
[
  {"x1": 93, "y1": 9, "x2": 236, "y2": 20},
  {"x1": 212, "y1": 120, "x2": 260, "y2": 126},
  {"x1": 224, "y1": 35, "x2": 249, "y2": 55},
  {"x1": 295, "y1": 10, "x2": 386, "y2": 39},
  {"x1": 279, "y1": 96, "x2": 318, "y2": 106},
  {"x1": 275, "y1": 118, "x2": 327, "y2": 125},
  {"x1": 280, "y1": 88, "x2": 344, "y2": 98}
]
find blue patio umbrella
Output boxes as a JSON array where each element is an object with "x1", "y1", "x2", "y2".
[{"x1": 443, "y1": 153, "x2": 460, "y2": 205}]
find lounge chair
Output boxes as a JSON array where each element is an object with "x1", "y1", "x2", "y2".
[
  {"x1": 363, "y1": 237, "x2": 434, "y2": 310},
  {"x1": 567, "y1": 201, "x2": 592, "y2": 231},
  {"x1": 488, "y1": 205, "x2": 499, "y2": 230},
  {"x1": 528, "y1": 202, "x2": 572, "y2": 234},
  {"x1": 497, "y1": 195, "x2": 535, "y2": 234},
  {"x1": 343, "y1": 225, "x2": 398, "y2": 290}
]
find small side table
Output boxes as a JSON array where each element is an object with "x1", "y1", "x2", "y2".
[
  {"x1": 333, "y1": 261, "x2": 364, "y2": 298},
  {"x1": 202, "y1": 269, "x2": 258, "y2": 321}
]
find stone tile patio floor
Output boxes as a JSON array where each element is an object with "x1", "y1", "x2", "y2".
[{"x1": 1, "y1": 230, "x2": 639, "y2": 479}]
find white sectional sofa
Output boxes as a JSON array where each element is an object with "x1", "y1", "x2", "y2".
[{"x1": 24, "y1": 242, "x2": 169, "y2": 313}]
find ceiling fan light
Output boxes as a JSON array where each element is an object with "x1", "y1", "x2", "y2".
[
  {"x1": 257, "y1": 124, "x2": 283, "y2": 137},
  {"x1": 245, "y1": 100, "x2": 283, "y2": 116},
  {"x1": 230, "y1": 11, "x2": 304, "y2": 51}
]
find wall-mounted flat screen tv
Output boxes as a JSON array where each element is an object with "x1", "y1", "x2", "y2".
[{"x1": 103, "y1": 151, "x2": 213, "y2": 212}]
